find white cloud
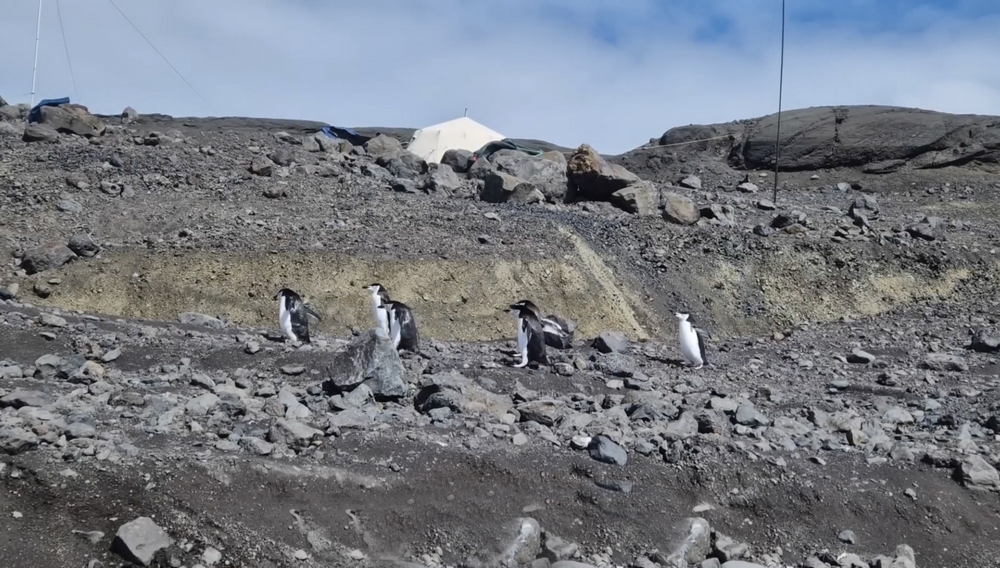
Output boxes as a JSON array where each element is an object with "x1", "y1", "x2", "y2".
[{"x1": 1, "y1": 0, "x2": 999, "y2": 154}]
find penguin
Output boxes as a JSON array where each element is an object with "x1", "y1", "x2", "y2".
[
  {"x1": 380, "y1": 299, "x2": 420, "y2": 352},
  {"x1": 275, "y1": 288, "x2": 322, "y2": 343},
  {"x1": 509, "y1": 300, "x2": 549, "y2": 368},
  {"x1": 675, "y1": 312, "x2": 708, "y2": 369},
  {"x1": 512, "y1": 300, "x2": 574, "y2": 349},
  {"x1": 364, "y1": 283, "x2": 391, "y2": 338}
]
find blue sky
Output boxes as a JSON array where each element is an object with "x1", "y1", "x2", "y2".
[{"x1": 2, "y1": 0, "x2": 999, "y2": 153}]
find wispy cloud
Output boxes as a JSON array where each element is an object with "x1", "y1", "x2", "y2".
[{"x1": 1, "y1": 0, "x2": 999, "y2": 154}]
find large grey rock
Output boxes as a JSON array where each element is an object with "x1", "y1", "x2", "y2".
[
  {"x1": 414, "y1": 371, "x2": 512, "y2": 419},
  {"x1": 924, "y1": 353, "x2": 969, "y2": 372},
  {"x1": 738, "y1": 105, "x2": 1000, "y2": 171},
  {"x1": 0, "y1": 428, "x2": 40, "y2": 455},
  {"x1": 957, "y1": 455, "x2": 1000, "y2": 490},
  {"x1": 441, "y1": 148, "x2": 474, "y2": 172},
  {"x1": 23, "y1": 123, "x2": 59, "y2": 142},
  {"x1": 21, "y1": 242, "x2": 76, "y2": 274},
  {"x1": 610, "y1": 181, "x2": 659, "y2": 216},
  {"x1": 364, "y1": 134, "x2": 403, "y2": 157},
  {"x1": 848, "y1": 195, "x2": 880, "y2": 222},
  {"x1": 267, "y1": 418, "x2": 323, "y2": 449},
  {"x1": 516, "y1": 400, "x2": 561, "y2": 427},
  {"x1": 37, "y1": 104, "x2": 106, "y2": 137},
  {"x1": 112, "y1": 517, "x2": 173, "y2": 566},
  {"x1": 423, "y1": 163, "x2": 463, "y2": 194},
  {"x1": 489, "y1": 517, "x2": 542, "y2": 568},
  {"x1": 658, "y1": 517, "x2": 712, "y2": 567},
  {"x1": 323, "y1": 329, "x2": 407, "y2": 399},
  {"x1": 67, "y1": 234, "x2": 100, "y2": 257},
  {"x1": 0, "y1": 390, "x2": 52, "y2": 409},
  {"x1": 662, "y1": 192, "x2": 699, "y2": 225},
  {"x1": 185, "y1": 393, "x2": 221, "y2": 417},
  {"x1": 587, "y1": 435, "x2": 627, "y2": 466},
  {"x1": 969, "y1": 329, "x2": 1000, "y2": 353},
  {"x1": 480, "y1": 171, "x2": 544, "y2": 204},
  {"x1": 491, "y1": 149, "x2": 569, "y2": 201},
  {"x1": 592, "y1": 331, "x2": 629, "y2": 354},
  {"x1": 377, "y1": 150, "x2": 428, "y2": 179},
  {"x1": 566, "y1": 144, "x2": 640, "y2": 201},
  {"x1": 178, "y1": 312, "x2": 226, "y2": 329}
]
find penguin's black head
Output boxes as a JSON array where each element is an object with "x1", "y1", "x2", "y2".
[
  {"x1": 510, "y1": 300, "x2": 540, "y2": 318},
  {"x1": 275, "y1": 288, "x2": 298, "y2": 301}
]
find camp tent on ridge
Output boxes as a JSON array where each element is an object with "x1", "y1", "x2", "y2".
[{"x1": 406, "y1": 116, "x2": 505, "y2": 164}]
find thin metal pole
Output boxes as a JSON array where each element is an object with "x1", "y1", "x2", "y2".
[
  {"x1": 772, "y1": 0, "x2": 786, "y2": 204},
  {"x1": 30, "y1": 0, "x2": 43, "y2": 107},
  {"x1": 464, "y1": 108, "x2": 468, "y2": 117}
]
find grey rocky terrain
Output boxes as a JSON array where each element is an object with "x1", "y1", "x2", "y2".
[{"x1": 1, "y1": 99, "x2": 999, "y2": 568}]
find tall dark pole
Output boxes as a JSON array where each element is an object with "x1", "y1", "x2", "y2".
[{"x1": 772, "y1": 0, "x2": 786, "y2": 204}]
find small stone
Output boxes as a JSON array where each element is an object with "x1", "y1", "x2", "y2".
[
  {"x1": 587, "y1": 435, "x2": 627, "y2": 466},
  {"x1": 847, "y1": 349, "x2": 876, "y2": 364},
  {"x1": 40, "y1": 313, "x2": 68, "y2": 328},
  {"x1": 281, "y1": 365, "x2": 306, "y2": 376},
  {"x1": 294, "y1": 549, "x2": 309, "y2": 560},
  {"x1": 957, "y1": 455, "x2": 1000, "y2": 490},
  {"x1": 101, "y1": 348, "x2": 122, "y2": 363},
  {"x1": 592, "y1": 331, "x2": 629, "y2": 354},
  {"x1": 112, "y1": 517, "x2": 173, "y2": 566},
  {"x1": 202, "y1": 547, "x2": 222, "y2": 566},
  {"x1": 245, "y1": 341, "x2": 261, "y2": 354},
  {"x1": 924, "y1": 353, "x2": 968, "y2": 372},
  {"x1": 838, "y1": 530, "x2": 856, "y2": 544},
  {"x1": 680, "y1": 175, "x2": 702, "y2": 190}
]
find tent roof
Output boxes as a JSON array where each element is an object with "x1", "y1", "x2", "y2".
[{"x1": 406, "y1": 116, "x2": 505, "y2": 164}]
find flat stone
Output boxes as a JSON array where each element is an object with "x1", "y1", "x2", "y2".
[{"x1": 112, "y1": 517, "x2": 173, "y2": 566}]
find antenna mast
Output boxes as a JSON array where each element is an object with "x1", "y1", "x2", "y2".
[
  {"x1": 772, "y1": 0, "x2": 786, "y2": 204},
  {"x1": 31, "y1": 0, "x2": 43, "y2": 107}
]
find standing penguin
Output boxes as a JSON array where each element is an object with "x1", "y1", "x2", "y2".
[
  {"x1": 513, "y1": 299, "x2": 574, "y2": 349},
  {"x1": 509, "y1": 300, "x2": 549, "y2": 368},
  {"x1": 675, "y1": 312, "x2": 708, "y2": 369},
  {"x1": 364, "y1": 283, "x2": 392, "y2": 338},
  {"x1": 380, "y1": 299, "x2": 419, "y2": 352},
  {"x1": 275, "y1": 288, "x2": 322, "y2": 343}
]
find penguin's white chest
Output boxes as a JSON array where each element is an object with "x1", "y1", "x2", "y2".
[
  {"x1": 388, "y1": 310, "x2": 402, "y2": 347},
  {"x1": 678, "y1": 321, "x2": 702, "y2": 365},
  {"x1": 515, "y1": 315, "x2": 528, "y2": 352},
  {"x1": 279, "y1": 301, "x2": 296, "y2": 341},
  {"x1": 370, "y1": 294, "x2": 390, "y2": 336}
]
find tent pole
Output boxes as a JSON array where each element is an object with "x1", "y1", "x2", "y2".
[
  {"x1": 31, "y1": 0, "x2": 43, "y2": 107},
  {"x1": 464, "y1": 108, "x2": 468, "y2": 117}
]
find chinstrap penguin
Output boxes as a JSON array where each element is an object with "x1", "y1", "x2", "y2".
[
  {"x1": 275, "y1": 288, "x2": 322, "y2": 343},
  {"x1": 365, "y1": 283, "x2": 392, "y2": 338},
  {"x1": 509, "y1": 300, "x2": 549, "y2": 367},
  {"x1": 675, "y1": 312, "x2": 707, "y2": 369},
  {"x1": 513, "y1": 300, "x2": 574, "y2": 349},
  {"x1": 379, "y1": 299, "x2": 420, "y2": 352}
]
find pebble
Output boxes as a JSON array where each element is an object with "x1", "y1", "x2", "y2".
[{"x1": 838, "y1": 529, "x2": 856, "y2": 544}]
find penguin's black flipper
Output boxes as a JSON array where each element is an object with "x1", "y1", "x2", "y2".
[
  {"x1": 303, "y1": 305, "x2": 322, "y2": 321},
  {"x1": 291, "y1": 311, "x2": 311, "y2": 343}
]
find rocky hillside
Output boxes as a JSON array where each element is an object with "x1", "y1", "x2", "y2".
[{"x1": 1, "y1": 99, "x2": 999, "y2": 568}]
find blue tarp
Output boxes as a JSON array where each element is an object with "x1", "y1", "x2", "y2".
[
  {"x1": 28, "y1": 96, "x2": 71, "y2": 124},
  {"x1": 320, "y1": 125, "x2": 367, "y2": 146}
]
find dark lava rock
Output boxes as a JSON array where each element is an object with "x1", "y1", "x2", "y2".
[
  {"x1": 21, "y1": 242, "x2": 77, "y2": 274},
  {"x1": 323, "y1": 329, "x2": 407, "y2": 399}
]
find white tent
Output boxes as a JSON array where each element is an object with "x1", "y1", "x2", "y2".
[{"x1": 406, "y1": 116, "x2": 505, "y2": 164}]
